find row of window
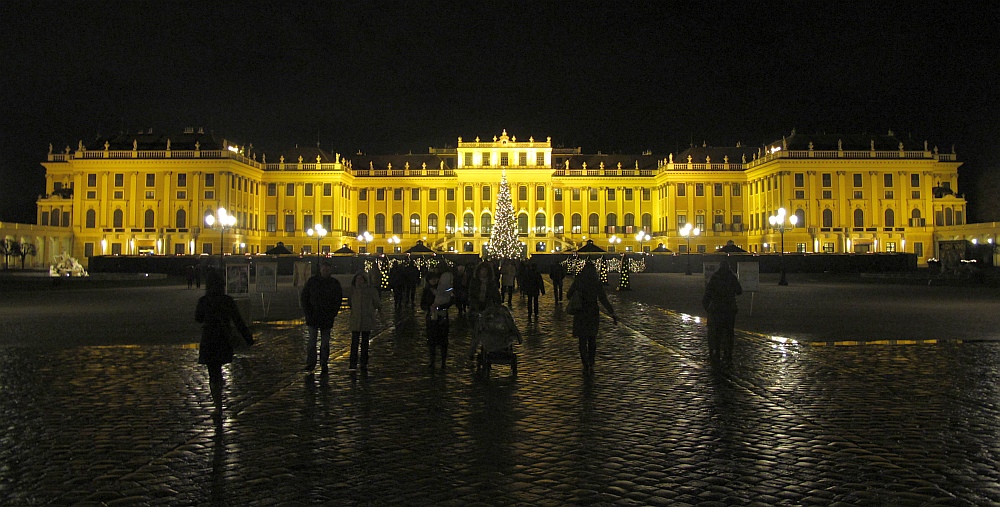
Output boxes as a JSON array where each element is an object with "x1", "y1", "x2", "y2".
[{"x1": 463, "y1": 152, "x2": 546, "y2": 167}]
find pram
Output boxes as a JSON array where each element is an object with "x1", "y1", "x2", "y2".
[{"x1": 470, "y1": 305, "x2": 522, "y2": 379}]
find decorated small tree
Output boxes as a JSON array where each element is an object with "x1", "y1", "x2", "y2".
[{"x1": 487, "y1": 171, "x2": 523, "y2": 261}]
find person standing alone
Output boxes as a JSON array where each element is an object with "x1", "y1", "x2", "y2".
[
  {"x1": 566, "y1": 262, "x2": 617, "y2": 375},
  {"x1": 348, "y1": 271, "x2": 381, "y2": 371},
  {"x1": 300, "y1": 259, "x2": 343, "y2": 373},
  {"x1": 549, "y1": 261, "x2": 566, "y2": 303},
  {"x1": 196, "y1": 269, "x2": 253, "y2": 421},
  {"x1": 702, "y1": 261, "x2": 743, "y2": 367}
]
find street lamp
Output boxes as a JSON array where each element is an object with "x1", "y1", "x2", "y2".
[
  {"x1": 387, "y1": 235, "x2": 401, "y2": 254},
  {"x1": 635, "y1": 231, "x2": 650, "y2": 254},
  {"x1": 680, "y1": 223, "x2": 700, "y2": 275},
  {"x1": 357, "y1": 231, "x2": 373, "y2": 254},
  {"x1": 205, "y1": 207, "x2": 237, "y2": 258},
  {"x1": 768, "y1": 207, "x2": 798, "y2": 286},
  {"x1": 609, "y1": 234, "x2": 621, "y2": 252},
  {"x1": 307, "y1": 224, "x2": 327, "y2": 272}
]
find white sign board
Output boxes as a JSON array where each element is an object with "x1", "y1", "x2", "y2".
[
  {"x1": 254, "y1": 261, "x2": 278, "y2": 293},
  {"x1": 293, "y1": 261, "x2": 313, "y2": 286},
  {"x1": 225, "y1": 264, "x2": 250, "y2": 295},
  {"x1": 737, "y1": 262, "x2": 759, "y2": 292}
]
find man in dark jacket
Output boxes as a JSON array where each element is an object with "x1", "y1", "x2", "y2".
[
  {"x1": 702, "y1": 261, "x2": 743, "y2": 366},
  {"x1": 300, "y1": 259, "x2": 343, "y2": 372},
  {"x1": 521, "y1": 263, "x2": 545, "y2": 319},
  {"x1": 549, "y1": 261, "x2": 566, "y2": 302}
]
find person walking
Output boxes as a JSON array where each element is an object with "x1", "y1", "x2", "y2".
[
  {"x1": 196, "y1": 269, "x2": 253, "y2": 422},
  {"x1": 702, "y1": 261, "x2": 743, "y2": 366},
  {"x1": 468, "y1": 262, "x2": 502, "y2": 315},
  {"x1": 566, "y1": 261, "x2": 617, "y2": 375},
  {"x1": 420, "y1": 269, "x2": 453, "y2": 369},
  {"x1": 500, "y1": 260, "x2": 517, "y2": 306},
  {"x1": 300, "y1": 259, "x2": 343, "y2": 372},
  {"x1": 348, "y1": 271, "x2": 381, "y2": 371},
  {"x1": 388, "y1": 263, "x2": 405, "y2": 310},
  {"x1": 549, "y1": 261, "x2": 566, "y2": 302},
  {"x1": 521, "y1": 263, "x2": 545, "y2": 319}
]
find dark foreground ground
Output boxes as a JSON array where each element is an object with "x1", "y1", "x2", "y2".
[{"x1": 0, "y1": 273, "x2": 999, "y2": 505}]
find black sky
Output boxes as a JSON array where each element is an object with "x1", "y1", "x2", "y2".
[{"x1": 2, "y1": 1, "x2": 998, "y2": 223}]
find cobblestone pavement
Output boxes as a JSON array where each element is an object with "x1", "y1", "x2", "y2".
[{"x1": 2, "y1": 277, "x2": 1000, "y2": 505}]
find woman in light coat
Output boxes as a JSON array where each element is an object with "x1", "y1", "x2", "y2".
[{"x1": 348, "y1": 271, "x2": 381, "y2": 370}]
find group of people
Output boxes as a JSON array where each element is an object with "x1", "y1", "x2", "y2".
[{"x1": 195, "y1": 256, "x2": 744, "y2": 420}]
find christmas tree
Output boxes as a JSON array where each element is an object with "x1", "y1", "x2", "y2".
[{"x1": 488, "y1": 171, "x2": 523, "y2": 260}]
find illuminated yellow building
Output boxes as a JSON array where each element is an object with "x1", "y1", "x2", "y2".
[{"x1": 32, "y1": 128, "x2": 969, "y2": 267}]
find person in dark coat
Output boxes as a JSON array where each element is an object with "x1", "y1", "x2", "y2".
[
  {"x1": 420, "y1": 268, "x2": 453, "y2": 369},
  {"x1": 196, "y1": 269, "x2": 253, "y2": 421},
  {"x1": 549, "y1": 261, "x2": 566, "y2": 302},
  {"x1": 300, "y1": 259, "x2": 343, "y2": 372},
  {"x1": 702, "y1": 261, "x2": 743, "y2": 366},
  {"x1": 467, "y1": 261, "x2": 502, "y2": 315},
  {"x1": 388, "y1": 263, "x2": 405, "y2": 310},
  {"x1": 404, "y1": 262, "x2": 421, "y2": 308},
  {"x1": 521, "y1": 263, "x2": 545, "y2": 319},
  {"x1": 566, "y1": 261, "x2": 617, "y2": 375},
  {"x1": 348, "y1": 271, "x2": 381, "y2": 371}
]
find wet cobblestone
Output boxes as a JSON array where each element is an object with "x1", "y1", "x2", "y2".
[{"x1": 1, "y1": 277, "x2": 999, "y2": 505}]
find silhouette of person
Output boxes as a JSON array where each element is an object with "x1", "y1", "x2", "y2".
[
  {"x1": 702, "y1": 261, "x2": 743, "y2": 366},
  {"x1": 196, "y1": 269, "x2": 253, "y2": 421}
]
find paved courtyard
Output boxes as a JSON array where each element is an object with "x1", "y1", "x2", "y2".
[{"x1": 1, "y1": 273, "x2": 1000, "y2": 505}]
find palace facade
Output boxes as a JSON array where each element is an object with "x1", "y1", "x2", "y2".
[{"x1": 29, "y1": 128, "x2": 973, "y2": 268}]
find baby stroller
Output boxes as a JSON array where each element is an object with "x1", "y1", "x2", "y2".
[{"x1": 470, "y1": 305, "x2": 522, "y2": 379}]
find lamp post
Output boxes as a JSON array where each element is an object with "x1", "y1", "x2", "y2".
[
  {"x1": 609, "y1": 234, "x2": 621, "y2": 252},
  {"x1": 768, "y1": 207, "x2": 798, "y2": 286},
  {"x1": 205, "y1": 207, "x2": 237, "y2": 259},
  {"x1": 387, "y1": 235, "x2": 401, "y2": 254},
  {"x1": 680, "y1": 223, "x2": 700, "y2": 275},
  {"x1": 307, "y1": 224, "x2": 327, "y2": 272},
  {"x1": 635, "y1": 231, "x2": 650, "y2": 254},
  {"x1": 357, "y1": 231, "x2": 373, "y2": 254}
]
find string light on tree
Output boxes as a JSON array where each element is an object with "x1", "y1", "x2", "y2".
[
  {"x1": 618, "y1": 253, "x2": 631, "y2": 291},
  {"x1": 487, "y1": 171, "x2": 522, "y2": 260}
]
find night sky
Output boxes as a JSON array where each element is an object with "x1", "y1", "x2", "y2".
[{"x1": 2, "y1": 2, "x2": 998, "y2": 224}]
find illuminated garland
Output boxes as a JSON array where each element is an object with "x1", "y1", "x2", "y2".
[{"x1": 363, "y1": 255, "x2": 454, "y2": 290}]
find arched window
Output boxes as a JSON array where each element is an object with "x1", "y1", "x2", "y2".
[
  {"x1": 481, "y1": 213, "x2": 492, "y2": 235},
  {"x1": 51, "y1": 209, "x2": 61, "y2": 227},
  {"x1": 175, "y1": 209, "x2": 186, "y2": 229},
  {"x1": 113, "y1": 209, "x2": 124, "y2": 228},
  {"x1": 427, "y1": 213, "x2": 438, "y2": 234},
  {"x1": 853, "y1": 209, "x2": 864, "y2": 228},
  {"x1": 623, "y1": 213, "x2": 635, "y2": 233},
  {"x1": 410, "y1": 213, "x2": 420, "y2": 234},
  {"x1": 794, "y1": 209, "x2": 805, "y2": 228},
  {"x1": 535, "y1": 212, "x2": 546, "y2": 234},
  {"x1": 463, "y1": 213, "x2": 474, "y2": 233},
  {"x1": 945, "y1": 208, "x2": 954, "y2": 226},
  {"x1": 517, "y1": 214, "x2": 528, "y2": 234},
  {"x1": 392, "y1": 213, "x2": 403, "y2": 234},
  {"x1": 85, "y1": 209, "x2": 96, "y2": 229},
  {"x1": 641, "y1": 213, "x2": 652, "y2": 233},
  {"x1": 144, "y1": 209, "x2": 155, "y2": 228},
  {"x1": 445, "y1": 213, "x2": 455, "y2": 233},
  {"x1": 608, "y1": 213, "x2": 618, "y2": 234},
  {"x1": 885, "y1": 209, "x2": 895, "y2": 228},
  {"x1": 554, "y1": 213, "x2": 564, "y2": 233},
  {"x1": 374, "y1": 213, "x2": 386, "y2": 234},
  {"x1": 822, "y1": 209, "x2": 833, "y2": 227},
  {"x1": 589, "y1": 213, "x2": 600, "y2": 234},
  {"x1": 358, "y1": 213, "x2": 369, "y2": 233},
  {"x1": 571, "y1": 213, "x2": 582, "y2": 234},
  {"x1": 911, "y1": 208, "x2": 922, "y2": 219}
]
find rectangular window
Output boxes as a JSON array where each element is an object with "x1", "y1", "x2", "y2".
[
  {"x1": 323, "y1": 183, "x2": 332, "y2": 196},
  {"x1": 284, "y1": 214, "x2": 295, "y2": 232},
  {"x1": 303, "y1": 215, "x2": 314, "y2": 231},
  {"x1": 114, "y1": 173, "x2": 124, "y2": 187},
  {"x1": 175, "y1": 173, "x2": 186, "y2": 187},
  {"x1": 411, "y1": 188, "x2": 420, "y2": 201},
  {"x1": 695, "y1": 183, "x2": 704, "y2": 196},
  {"x1": 376, "y1": 189, "x2": 385, "y2": 201},
  {"x1": 791, "y1": 190, "x2": 803, "y2": 199},
  {"x1": 286, "y1": 183, "x2": 295, "y2": 196},
  {"x1": 677, "y1": 215, "x2": 687, "y2": 229},
  {"x1": 911, "y1": 174, "x2": 920, "y2": 187},
  {"x1": 573, "y1": 188, "x2": 581, "y2": 201},
  {"x1": 323, "y1": 214, "x2": 333, "y2": 231},
  {"x1": 482, "y1": 185, "x2": 491, "y2": 200},
  {"x1": 87, "y1": 191, "x2": 97, "y2": 199},
  {"x1": 464, "y1": 153, "x2": 473, "y2": 166},
  {"x1": 695, "y1": 215, "x2": 706, "y2": 230},
  {"x1": 481, "y1": 152, "x2": 490, "y2": 166},
  {"x1": 914, "y1": 242, "x2": 924, "y2": 258},
  {"x1": 537, "y1": 153, "x2": 545, "y2": 166},
  {"x1": 304, "y1": 183, "x2": 313, "y2": 197},
  {"x1": 642, "y1": 188, "x2": 651, "y2": 200},
  {"x1": 625, "y1": 188, "x2": 633, "y2": 201},
  {"x1": 205, "y1": 173, "x2": 215, "y2": 187},
  {"x1": 731, "y1": 184, "x2": 741, "y2": 197},
  {"x1": 464, "y1": 186, "x2": 473, "y2": 200},
  {"x1": 853, "y1": 174, "x2": 863, "y2": 187},
  {"x1": 267, "y1": 183, "x2": 276, "y2": 196},
  {"x1": 822, "y1": 173, "x2": 831, "y2": 187},
  {"x1": 885, "y1": 191, "x2": 894, "y2": 199},
  {"x1": 794, "y1": 173, "x2": 804, "y2": 187},
  {"x1": 145, "y1": 191, "x2": 154, "y2": 199},
  {"x1": 145, "y1": 174, "x2": 155, "y2": 187},
  {"x1": 536, "y1": 185, "x2": 545, "y2": 201},
  {"x1": 886, "y1": 242, "x2": 897, "y2": 253},
  {"x1": 447, "y1": 188, "x2": 455, "y2": 201},
  {"x1": 607, "y1": 188, "x2": 616, "y2": 200},
  {"x1": 912, "y1": 191, "x2": 921, "y2": 199},
  {"x1": 589, "y1": 188, "x2": 598, "y2": 201},
  {"x1": 500, "y1": 153, "x2": 509, "y2": 166},
  {"x1": 823, "y1": 190, "x2": 832, "y2": 199},
  {"x1": 518, "y1": 186, "x2": 528, "y2": 201},
  {"x1": 205, "y1": 190, "x2": 214, "y2": 199},
  {"x1": 519, "y1": 153, "x2": 527, "y2": 166},
  {"x1": 87, "y1": 174, "x2": 97, "y2": 187},
  {"x1": 884, "y1": 174, "x2": 893, "y2": 187},
  {"x1": 713, "y1": 184, "x2": 723, "y2": 197},
  {"x1": 176, "y1": 191, "x2": 186, "y2": 199},
  {"x1": 429, "y1": 189, "x2": 437, "y2": 201},
  {"x1": 393, "y1": 188, "x2": 403, "y2": 201},
  {"x1": 554, "y1": 188, "x2": 563, "y2": 201},
  {"x1": 266, "y1": 215, "x2": 277, "y2": 232},
  {"x1": 677, "y1": 183, "x2": 686, "y2": 197},
  {"x1": 113, "y1": 190, "x2": 124, "y2": 199},
  {"x1": 854, "y1": 191, "x2": 863, "y2": 199},
  {"x1": 358, "y1": 189, "x2": 368, "y2": 200},
  {"x1": 823, "y1": 242, "x2": 835, "y2": 253}
]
